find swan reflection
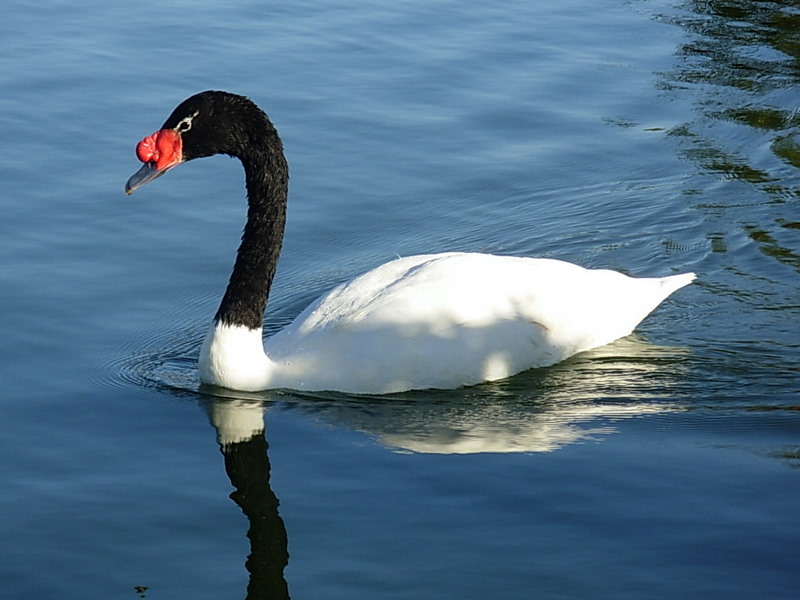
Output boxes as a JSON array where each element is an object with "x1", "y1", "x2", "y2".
[
  {"x1": 199, "y1": 336, "x2": 689, "y2": 597},
  {"x1": 296, "y1": 336, "x2": 691, "y2": 454},
  {"x1": 203, "y1": 399, "x2": 290, "y2": 600}
]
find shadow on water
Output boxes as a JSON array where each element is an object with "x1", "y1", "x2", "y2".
[
  {"x1": 658, "y1": 0, "x2": 800, "y2": 177},
  {"x1": 654, "y1": 0, "x2": 800, "y2": 272},
  {"x1": 637, "y1": 0, "x2": 800, "y2": 394}
]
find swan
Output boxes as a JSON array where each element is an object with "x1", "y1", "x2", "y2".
[{"x1": 125, "y1": 90, "x2": 695, "y2": 394}]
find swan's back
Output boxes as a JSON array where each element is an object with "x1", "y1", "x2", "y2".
[{"x1": 263, "y1": 253, "x2": 695, "y2": 393}]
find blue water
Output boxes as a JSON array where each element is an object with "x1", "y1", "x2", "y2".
[{"x1": 2, "y1": 0, "x2": 799, "y2": 598}]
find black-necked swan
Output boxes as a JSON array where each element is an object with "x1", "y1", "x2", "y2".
[{"x1": 125, "y1": 90, "x2": 695, "y2": 394}]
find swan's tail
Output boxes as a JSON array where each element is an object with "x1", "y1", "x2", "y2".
[
  {"x1": 659, "y1": 272, "x2": 696, "y2": 296},
  {"x1": 621, "y1": 271, "x2": 696, "y2": 336}
]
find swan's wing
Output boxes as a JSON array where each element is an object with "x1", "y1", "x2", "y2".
[{"x1": 264, "y1": 253, "x2": 693, "y2": 393}]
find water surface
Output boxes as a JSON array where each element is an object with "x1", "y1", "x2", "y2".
[{"x1": 1, "y1": 1, "x2": 798, "y2": 598}]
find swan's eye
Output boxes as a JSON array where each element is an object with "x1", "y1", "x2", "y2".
[{"x1": 176, "y1": 111, "x2": 200, "y2": 133}]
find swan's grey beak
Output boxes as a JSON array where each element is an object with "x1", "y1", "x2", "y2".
[{"x1": 125, "y1": 162, "x2": 172, "y2": 195}]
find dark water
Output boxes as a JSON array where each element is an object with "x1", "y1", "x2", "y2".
[{"x1": 2, "y1": 1, "x2": 799, "y2": 598}]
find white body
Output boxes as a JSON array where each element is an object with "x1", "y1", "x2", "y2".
[{"x1": 200, "y1": 252, "x2": 695, "y2": 394}]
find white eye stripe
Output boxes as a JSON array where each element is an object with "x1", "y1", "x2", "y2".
[{"x1": 176, "y1": 110, "x2": 200, "y2": 132}]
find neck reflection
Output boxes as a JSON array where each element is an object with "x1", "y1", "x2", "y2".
[{"x1": 206, "y1": 399, "x2": 290, "y2": 600}]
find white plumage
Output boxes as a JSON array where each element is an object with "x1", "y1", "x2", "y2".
[{"x1": 200, "y1": 252, "x2": 695, "y2": 394}]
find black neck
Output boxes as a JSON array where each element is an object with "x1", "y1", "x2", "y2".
[{"x1": 214, "y1": 120, "x2": 288, "y2": 330}]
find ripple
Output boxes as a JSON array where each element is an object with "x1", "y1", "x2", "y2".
[{"x1": 93, "y1": 328, "x2": 203, "y2": 397}]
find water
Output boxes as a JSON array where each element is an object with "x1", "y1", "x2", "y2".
[{"x1": 1, "y1": 0, "x2": 799, "y2": 598}]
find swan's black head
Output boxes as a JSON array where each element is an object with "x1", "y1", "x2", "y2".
[{"x1": 125, "y1": 90, "x2": 281, "y2": 194}]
